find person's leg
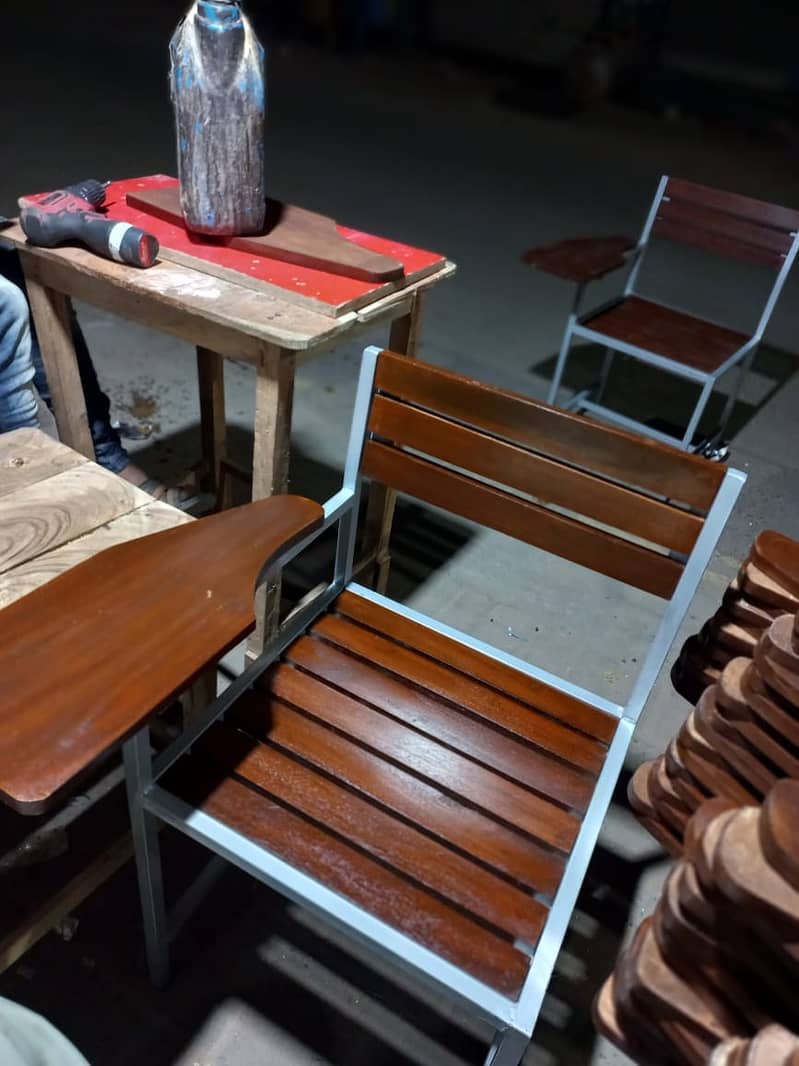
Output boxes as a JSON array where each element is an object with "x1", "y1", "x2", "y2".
[{"x1": 0, "y1": 275, "x2": 40, "y2": 433}]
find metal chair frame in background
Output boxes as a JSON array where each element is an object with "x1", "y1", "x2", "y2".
[{"x1": 546, "y1": 175, "x2": 799, "y2": 452}]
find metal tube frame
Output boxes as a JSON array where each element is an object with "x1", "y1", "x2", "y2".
[
  {"x1": 548, "y1": 174, "x2": 799, "y2": 452},
  {"x1": 124, "y1": 343, "x2": 746, "y2": 1064}
]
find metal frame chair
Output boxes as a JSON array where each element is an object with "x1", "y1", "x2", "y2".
[
  {"x1": 544, "y1": 176, "x2": 799, "y2": 452},
  {"x1": 120, "y1": 347, "x2": 745, "y2": 1066}
]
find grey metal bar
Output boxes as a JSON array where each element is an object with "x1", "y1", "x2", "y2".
[
  {"x1": 717, "y1": 344, "x2": 760, "y2": 437},
  {"x1": 143, "y1": 786, "x2": 519, "y2": 1028},
  {"x1": 484, "y1": 1027, "x2": 529, "y2": 1066},
  {"x1": 571, "y1": 326, "x2": 711, "y2": 383},
  {"x1": 123, "y1": 729, "x2": 170, "y2": 987},
  {"x1": 347, "y1": 583, "x2": 624, "y2": 718},
  {"x1": 596, "y1": 346, "x2": 616, "y2": 404},
  {"x1": 167, "y1": 855, "x2": 228, "y2": 944},
  {"x1": 514, "y1": 719, "x2": 633, "y2": 1036},
  {"x1": 680, "y1": 378, "x2": 715, "y2": 450},
  {"x1": 546, "y1": 284, "x2": 584, "y2": 405},
  {"x1": 624, "y1": 174, "x2": 668, "y2": 296},
  {"x1": 754, "y1": 230, "x2": 799, "y2": 339},
  {"x1": 623, "y1": 466, "x2": 746, "y2": 725}
]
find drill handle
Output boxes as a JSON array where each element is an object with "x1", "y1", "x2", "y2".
[{"x1": 20, "y1": 207, "x2": 159, "y2": 269}]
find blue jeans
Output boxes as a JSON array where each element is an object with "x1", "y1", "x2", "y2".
[
  {"x1": 0, "y1": 248, "x2": 129, "y2": 473},
  {"x1": 0, "y1": 274, "x2": 38, "y2": 431}
]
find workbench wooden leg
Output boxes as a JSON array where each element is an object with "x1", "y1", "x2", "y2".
[
  {"x1": 247, "y1": 344, "x2": 295, "y2": 658},
  {"x1": 196, "y1": 347, "x2": 227, "y2": 501},
  {"x1": 22, "y1": 268, "x2": 94, "y2": 458},
  {"x1": 362, "y1": 292, "x2": 425, "y2": 593}
]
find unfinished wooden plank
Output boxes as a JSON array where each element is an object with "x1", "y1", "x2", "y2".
[
  {"x1": 196, "y1": 347, "x2": 227, "y2": 497},
  {"x1": 232, "y1": 690, "x2": 565, "y2": 895},
  {"x1": 0, "y1": 428, "x2": 87, "y2": 499},
  {"x1": 21, "y1": 273, "x2": 94, "y2": 457},
  {"x1": 373, "y1": 350, "x2": 724, "y2": 510},
  {"x1": 334, "y1": 590, "x2": 617, "y2": 743},
  {"x1": 169, "y1": 759, "x2": 531, "y2": 998},
  {"x1": 369, "y1": 394, "x2": 703, "y2": 553},
  {"x1": 362, "y1": 441, "x2": 682, "y2": 598},
  {"x1": 0, "y1": 500, "x2": 191, "y2": 609},
  {"x1": 0, "y1": 464, "x2": 152, "y2": 577}
]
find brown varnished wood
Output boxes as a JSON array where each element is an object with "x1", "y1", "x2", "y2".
[
  {"x1": 627, "y1": 761, "x2": 683, "y2": 857},
  {"x1": 665, "y1": 739, "x2": 710, "y2": 810},
  {"x1": 741, "y1": 663, "x2": 799, "y2": 749},
  {"x1": 334, "y1": 590, "x2": 616, "y2": 743},
  {"x1": 264, "y1": 661, "x2": 581, "y2": 852},
  {"x1": 522, "y1": 235, "x2": 637, "y2": 283},
  {"x1": 0, "y1": 496, "x2": 323, "y2": 813},
  {"x1": 167, "y1": 756, "x2": 531, "y2": 997},
  {"x1": 283, "y1": 635, "x2": 593, "y2": 815},
  {"x1": 374, "y1": 351, "x2": 724, "y2": 511},
  {"x1": 369, "y1": 394, "x2": 702, "y2": 554},
  {"x1": 583, "y1": 296, "x2": 749, "y2": 373},
  {"x1": 231, "y1": 689, "x2": 565, "y2": 896},
  {"x1": 676, "y1": 713, "x2": 759, "y2": 805},
  {"x1": 740, "y1": 561, "x2": 799, "y2": 612},
  {"x1": 653, "y1": 216, "x2": 785, "y2": 269},
  {"x1": 683, "y1": 798, "x2": 740, "y2": 865},
  {"x1": 723, "y1": 579, "x2": 780, "y2": 628},
  {"x1": 650, "y1": 757, "x2": 694, "y2": 838},
  {"x1": 311, "y1": 612, "x2": 607, "y2": 773},
  {"x1": 363, "y1": 441, "x2": 682, "y2": 599},
  {"x1": 761, "y1": 781, "x2": 799, "y2": 891},
  {"x1": 656, "y1": 197, "x2": 793, "y2": 259},
  {"x1": 707, "y1": 611, "x2": 760, "y2": 657},
  {"x1": 593, "y1": 975, "x2": 647, "y2": 1063},
  {"x1": 199, "y1": 722, "x2": 547, "y2": 945},
  {"x1": 716, "y1": 659, "x2": 799, "y2": 778},
  {"x1": 664, "y1": 178, "x2": 799, "y2": 236},
  {"x1": 127, "y1": 185, "x2": 405, "y2": 283},
  {"x1": 694, "y1": 687, "x2": 778, "y2": 797}
]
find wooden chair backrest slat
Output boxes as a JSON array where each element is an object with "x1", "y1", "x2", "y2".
[
  {"x1": 370, "y1": 395, "x2": 703, "y2": 555},
  {"x1": 653, "y1": 179, "x2": 799, "y2": 270},
  {"x1": 373, "y1": 353, "x2": 723, "y2": 512},
  {"x1": 362, "y1": 441, "x2": 683, "y2": 599}
]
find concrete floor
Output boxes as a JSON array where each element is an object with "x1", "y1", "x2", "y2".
[{"x1": 3, "y1": 13, "x2": 799, "y2": 1065}]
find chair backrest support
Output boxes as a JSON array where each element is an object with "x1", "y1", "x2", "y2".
[{"x1": 625, "y1": 175, "x2": 799, "y2": 337}]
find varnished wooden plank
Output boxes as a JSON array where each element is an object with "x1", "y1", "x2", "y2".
[
  {"x1": 232, "y1": 690, "x2": 565, "y2": 895},
  {"x1": 0, "y1": 429, "x2": 87, "y2": 500},
  {"x1": 334, "y1": 590, "x2": 616, "y2": 743},
  {"x1": 0, "y1": 501, "x2": 191, "y2": 609},
  {"x1": 312, "y1": 613, "x2": 606, "y2": 774},
  {"x1": 653, "y1": 216, "x2": 783, "y2": 269},
  {"x1": 363, "y1": 441, "x2": 682, "y2": 598},
  {"x1": 374, "y1": 350, "x2": 724, "y2": 510},
  {"x1": 265, "y1": 660, "x2": 582, "y2": 850},
  {"x1": 201, "y1": 722, "x2": 548, "y2": 944},
  {"x1": 0, "y1": 464, "x2": 152, "y2": 577},
  {"x1": 657, "y1": 198, "x2": 792, "y2": 257},
  {"x1": 370, "y1": 395, "x2": 702, "y2": 554},
  {"x1": 169, "y1": 757, "x2": 532, "y2": 997},
  {"x1": 0, "y1": 496, "x2": 323, "y2": 813},
  {"x1": 664, "y1": 177, "x2": 799, "y2": 235}
]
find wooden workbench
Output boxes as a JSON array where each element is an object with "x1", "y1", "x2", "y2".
[
  {"x1": 2, "y1": 215, "x2": 455, "y2": 634},
  {"x1": 0, "y1": 427, "x2": 192, "y2": 971}
]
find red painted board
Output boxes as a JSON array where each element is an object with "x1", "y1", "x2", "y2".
[{"x1": 23, "y1": 176, "x2": 445, "y2": 313}]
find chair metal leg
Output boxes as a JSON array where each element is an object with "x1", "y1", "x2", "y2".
[
  {"x1": 681, "y1": 378, "x2": 715, "y2": 451},
  {"x1": 717, "y1": 345, "x2": 759, "y2": 439},
  {"x1": 484, "y1": 1028, "x2": 528, "y2": 1066},
  {"x1": 547, "y1": 283, "x2": 585, "y2": 407},
  {"x1": 596, "y1": 346, "x2": 616, "y2": 404},
  {"x1": 123, "y1": 729, "x2": 170, "y2": 988}
]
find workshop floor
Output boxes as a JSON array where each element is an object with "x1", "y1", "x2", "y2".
[{"x1": 2, "y1": 14, "x2": 799, "y2": 1066}]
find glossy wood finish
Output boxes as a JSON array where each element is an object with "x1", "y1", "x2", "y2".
[
  {"x1": 0, "y1": 495, "x2": 323, "y2": 813},
  {"x1": 664, "y1": 178, "x2": 799, "y2": 239},
  {"x1": 373, "y1": 351, "x2": 724, "y2": 510},
  {"x1": 583, "y1": 296, "x2": 749, "y2": 373},
  {"x1": 182, "y1": 588, "x2": 618, "y2": 996},
  {"x1": 522, "y1": 235, "x2": 636, "y2": 283}
]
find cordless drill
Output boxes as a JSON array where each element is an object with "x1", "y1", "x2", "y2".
[{"x1": 19, "y1": 180, "x2": 159, "y2": 268}]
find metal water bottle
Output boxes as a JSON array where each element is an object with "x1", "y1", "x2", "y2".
[{"x1": 170, "y1": 0, "x2": 266, "y2": 236}]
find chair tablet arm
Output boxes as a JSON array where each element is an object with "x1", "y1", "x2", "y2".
[{"x1": 522, "y1": 236, "x2": 637, "y2": 283}]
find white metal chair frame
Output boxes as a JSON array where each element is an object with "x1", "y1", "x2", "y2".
[
  {"x1": 123, "y1": 347, "x2": 745, "y2": 1066},
  {"x1": 546, "y1": 175, "x2": 799, "y2": 452}
]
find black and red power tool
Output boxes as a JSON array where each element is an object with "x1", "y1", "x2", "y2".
[{"x1": 19, "y1": 180, "x2": 159, "y2": 269}]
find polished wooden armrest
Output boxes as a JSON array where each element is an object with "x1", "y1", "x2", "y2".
[
  {"x1": 522, "y1": 235, "x2": 637, "y2": 283},
  {"x1": 0, "y1": 495, "x2": 323, "y2": 814}
]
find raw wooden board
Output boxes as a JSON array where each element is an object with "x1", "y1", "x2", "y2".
[
  {"x1": 27, "y1": 175, "x2": 447, "y2": 319},
  {"x1": 128, "y1": 184, "x2": 404, "y2": 283}
]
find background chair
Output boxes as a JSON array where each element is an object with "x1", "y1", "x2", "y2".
[{"x1": 526, "y1": 176, "x2": 799, "y2": 453}]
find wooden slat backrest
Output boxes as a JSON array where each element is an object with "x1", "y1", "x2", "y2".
[
  {"x1": 364, "y1": 353, "x2": 724, "y2": 599},
  {"x1": 653, "y1": 178, "x2": 799, "y2": 269}
]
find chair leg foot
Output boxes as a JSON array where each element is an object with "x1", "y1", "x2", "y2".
[{"x1": 484, "y1": 1028, "x2": 528, "y2": 1066}]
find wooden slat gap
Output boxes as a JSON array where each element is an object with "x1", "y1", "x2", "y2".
[
  {"x1": 299, "y1": 637, "x2": 594, "y2": 802},
  {"x1": 663, "y1": 193, "x2": 798, "y2": 236},
  {"x1": 264, "y1": 666, "x2": 580, "y2": 850},
  {"x1": 329, "y1": 606, "x2": 612, "y2": 749},
  {"x1": 220, "y1": 746, "x2": 539, "y2": 946},
  {"x1": 372, "y1": 389, "x2": 706, "y2": 517},
  {"x1": 659, "y1": 201, "x2": 790, "y2": 259}
]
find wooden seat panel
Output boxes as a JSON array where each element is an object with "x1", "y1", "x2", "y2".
[{"x1": 582, "y1": 296, "x2": 749, "y2": 374}]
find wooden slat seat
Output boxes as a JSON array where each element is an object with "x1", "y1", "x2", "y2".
[
  {"x1": 166, "y1": 588, "x2": 616, "y2": 997},
  {"x1": 582, "y1": 296, "x2": 749, "y2": 373}
]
